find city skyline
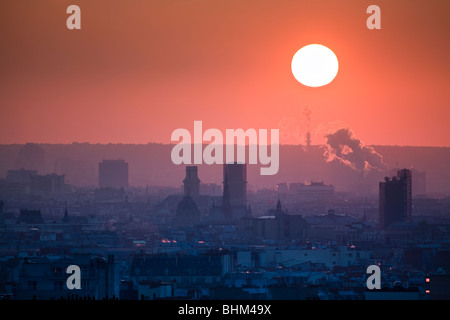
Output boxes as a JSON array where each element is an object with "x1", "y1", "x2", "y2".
[
  {"x1": 2, "y1": 143, "x2": 449, "y2": 194},
  {"x1": 1, "y1": 158, "x2": 450, "y2": 300},
  {"x1": 1, "y1": 1, "x2": 450, "y2": 303},
  {"x1": 1, "y1": 1, "x2": 449, "y2": 147}
]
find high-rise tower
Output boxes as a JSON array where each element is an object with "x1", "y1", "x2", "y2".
[
  {"x1": 379, "y1": 168, "x2": 412, "y2": 230},
  {"x1": 223, "y1": 162, "x2": 247, "y2": 208}
]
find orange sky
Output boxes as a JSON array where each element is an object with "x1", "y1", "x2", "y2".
[{"x1": 1, "y1": 0, "x2": 449, "y2": 146}]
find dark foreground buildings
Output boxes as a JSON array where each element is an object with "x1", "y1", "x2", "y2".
[
  {"x1": 2, "y1": 162, "x2": 450, "y2": 300},
  {"x1": 15, "y1": 254, "x2": 116, "y2": 300}
]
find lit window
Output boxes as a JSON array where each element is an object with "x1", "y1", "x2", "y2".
[{"x1": 425, "y1": 278, "x2": 430, "y2": 283}]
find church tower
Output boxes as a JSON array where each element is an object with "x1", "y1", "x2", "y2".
[{"x1": 183, "y1": 166, "x2": 200, "y2": 196}]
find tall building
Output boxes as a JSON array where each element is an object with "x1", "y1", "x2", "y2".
[
  {"x1": 183, "y1": 166, "x2": 200, "y2": 196},
  {"x1": 223, "y1": 162, "x2": 247, "y2": 208},
  {"x1": 220, "y1": 162, "x2": 249, "y2": 221},
  {"x1": 389, "y1": 168, "x2": 426, "y2": 196},
  {"x1": 98, "y1": 160, "x2": 129, "y2": 188},
  {"x1": 209, "y1": 163, "x2": 250, "y2": 222},
  {"x1": 379, "y1": 168, "x2": 412, "y2": 230}
]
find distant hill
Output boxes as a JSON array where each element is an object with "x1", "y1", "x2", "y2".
[{"x1": 0, "y1": 143, "x2": 449, "y2": 194}]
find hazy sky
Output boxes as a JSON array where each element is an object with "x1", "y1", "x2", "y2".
[{"x1": 1, "y1": 0, "x2": 449, "y2": 146}]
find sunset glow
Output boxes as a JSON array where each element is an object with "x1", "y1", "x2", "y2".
[{"x1": 0, "y1": 1, "x2": 449, "y2": 147}]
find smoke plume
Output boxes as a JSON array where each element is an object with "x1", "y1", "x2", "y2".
[{"x1": 324, "y1": 128, "x2": 387, "y2": 172}]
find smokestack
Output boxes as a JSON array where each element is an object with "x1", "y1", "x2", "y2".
[
  {"x1": 303, "y1": 106, "x2": 312, "y2": 148},
  {"x1": 306, "y1": 131, "x2": 311, "y2": 149}
]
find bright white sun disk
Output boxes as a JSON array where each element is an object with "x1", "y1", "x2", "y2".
[{"x1": 291, "y1": 44, "x2": 339, "y2": 87}]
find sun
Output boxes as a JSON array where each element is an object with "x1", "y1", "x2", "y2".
[{"x1": 291, "y1": 44, "x2": 339, "y2": 87}]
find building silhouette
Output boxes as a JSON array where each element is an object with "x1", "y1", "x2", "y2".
[
  {"x1": 98, "y1": 159, "x2": 128, "y2": 188},
  {"x1": 183, "y1": 166, "x2": 200, "y2": 196},
  {"x1": 239, "y1": 199, "x2": 308, "y2": 241},
  {"x1": 6, "y1": 168, "x2": 37, "y2": 185},
  {"x1": 288, "y1": 181, "x2": 334, "y2": 201},
  {"x1": 3, "y1": 168, "x2": 37, "y2": 196},
  {"x1": 129, "y1": 251, "x2": 230, "y2": 289},
  {"x1": 3, "y1": 169, "x2": 65, "y2": 196},
  {"x1": 15, "y1": 143, "x2": 46, "y2": 174},
  {"x1": 223, "y1": 162, "x2": 247, "y2": 208},
  {"x1": 389, "y1": 168, "x2": 426, "y2": 196},
  {"x1": 222, "y1": 162, "x2": 249, "y2": 220},
  {"x1": 208, "y1": 163, "x2": 250, "y2": 222},
  {"x1": 18, "y1": 209, "x2": 43, "y2": 224},
  {"x1": 175, "y1": 195, "x2": 201, "y2": 227},
  {"x1": 15, "y1": 254, "x2": 117, "y2": 300},
  {"x1": 379, "y1": 169, "x2": 412, "y2": 230},
  {"x1": 30, "y1": 173, "x2": 66, "y2": 194}
]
